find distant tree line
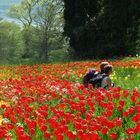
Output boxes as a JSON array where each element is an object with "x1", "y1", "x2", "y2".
[
  {"x1": 0, "y1": 0, "x2": 69, "y2": 64},
  {"x1": 63, "y1": 0, "x2": 140, "y2": 59},
  {"x1": 0, "y1": 0, "x2": 140, "y2": 64}
]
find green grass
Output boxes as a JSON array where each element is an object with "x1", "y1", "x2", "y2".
[{"x1": 111, "y1": 67, "x2": 140, "y2": 91}]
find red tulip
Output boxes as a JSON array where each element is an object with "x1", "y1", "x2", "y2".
[
  {"x1": 126, "y1": 128, "x2": 135, "y2": 135},
  {"x1": 44, "y1": 131, "x2": 50, "y2": 138},
  {"x1": 101, "y1": 126, "x2": 108, "y2": 134},
  {"x1": 110, "y1": 132, "x2": 117, "y2": 139}
]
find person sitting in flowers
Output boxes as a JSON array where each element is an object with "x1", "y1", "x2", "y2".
[
  {"x1": 99, "y1": 61, "x2": 109, "y2": 74},
  {"x1": 101, "y1": 64, "x2": 114, "y2": 88},
  {"x1": 89, "y1": 64, "x2": 114, "y2": 88},
  {"x1": 83, "y1": 61, "x2": 109, "y2": 87}
]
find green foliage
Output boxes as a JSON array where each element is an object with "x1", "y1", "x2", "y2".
[
  {"x1": 48, "y1": 47, "x2": 71, "y2": 63},
  {"x1": 111, "y1": 67, "x2": 140, "y2": 91},
  {"x1": 6, "y1": 0, "x2": 66, "y2": 63},
  {"x1": 7, "y1": 0, "x2": 39, "y2": 62},
  {"x1": 2, "y1": 0, "x2": 139, "y2": 64},
  {"x1": 63, "y1": 0, "x2": 140, "y2": 59},
  {"x1": 0, "y1": 21, "x2": 25, "y2": 64},
  {"x1": 33, "y1": 0, "x2": 64, "y2": 62}
]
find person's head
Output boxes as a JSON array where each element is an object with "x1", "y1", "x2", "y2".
[
  {"x1": 100, "y1": 61, "x2": 109, "y2": 73},
  {"x1": 103, "y1": 64, "x2": 113, "y2": 75}
]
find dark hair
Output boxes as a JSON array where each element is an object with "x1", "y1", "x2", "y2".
[
  {"x1": 104, "y1": 65, "x2": 113, "y2": 74},
  {"x1": 100, "y1": 61, "x2": 109, "y2": 72}
]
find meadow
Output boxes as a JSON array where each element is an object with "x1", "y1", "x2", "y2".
[{"x1": 0, "y1": 58, "x2": 140, "y2": 140}]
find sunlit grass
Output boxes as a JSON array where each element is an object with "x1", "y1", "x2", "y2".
[{"x1": 111, "y1": 67, "x2": 140, "y2": 91}]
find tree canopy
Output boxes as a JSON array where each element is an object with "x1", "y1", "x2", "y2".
[{"x1": 63, "y1": 0, "x2": 140, "y2": 59}]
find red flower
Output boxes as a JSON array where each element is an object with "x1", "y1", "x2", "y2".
[
  {"x1": 117, "y1": 105, "x2": 123, "y2": 111},
  {"x1": 110, "y1": 132, "x2": 117, "y2": 139},
  {"x1": 106, "y1": 110, "x2": 113, "y2": 116},
  {"x1": 0, "y1": 126, "x2": 6, "y2": 138},
  {"x1": 66, "y1": 131, "x2": 76, "y2": 139},
  {"x1": 76, "y1": 112, "x2": 81, "y2": 117},
  {"x1": 85, "y1": 113, "x2": 92, "y2": 120},
  {"x1": 134, "y1": 122, "x2": 140, "y2": 133},
  {"x1": 10, "y1": 115, "x2": 18, "y2": 123},
  {"x1": 100, "y1": 101, "x2": 107, "y2": 108},
  {"x1": 132, "y1": 113, "x2": 140, "y2": 122},
  {"x1": 44, "y1": 131, "x2": 50, "y2": 138},
  {"x1": 101, "y1": 126, "x2": 108, "y2": 134},
  {"x1": 126, "y1": 138, "x2": 134, "y2": 140},
  {"x1": 77, "y1": 130, "x2": 83, "y2": 139},
  {"x1": 81, "y1": 125, "x2": 87, "y2": 131},
  {"x1": 119, "y1": 100, "x2": 125, "y2": 106},
  {"x1": 131, "y1": 95, "x2": 136, "y2": 103},
  {"x1": 7, "y1": 123, "x2": 14, "y2": 129},
  {"x1": 41, "y1": 125, "x2": 47, "y2": 132},
  {"x1": 74, "y1": 122, "x2": 81, "y2": 130},
  {"x1": 126, "y1": 127, "x2": 135, "y2": 135},
  {"x1": 107, "y1": 121, "x2": 115, "y2": 129},
  {"x1": 29, "y1": 128, "x2": 35, "y2": 135},
  {"x1": 55, "y1": 134, "x2": 63, "y2": 140},
  {"x1": 128, "y1": 106, "x2": 135, "y2": 114},
  {"x1": 87, "y1": 131, "x2": 100, "y2": 140},
  {"x1": 123, "y1": 110, "x2": 129, "y2": 117},
  {"x1": 115, "y1": 118, "x2": 122, "y2": 126},
  {"x1": 122, "y1": 90, "x2": 129, "y2": 97},
  {"x1": 1, "y1": 104, "x2": 6, "y2": 109},
  {"x1": 113, "y1": 92, "x2": 120, "y2": 98},
  {"x1": 136, "y1": 105, "x2": 140, "y2": 113}
]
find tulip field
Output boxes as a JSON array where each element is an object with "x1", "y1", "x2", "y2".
[{"x1": 0, "y1": 59, "x2": 140, "y2": 140}]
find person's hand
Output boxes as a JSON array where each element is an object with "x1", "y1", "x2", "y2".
[{"x1": 112, "y1": 82, "x2": 115, "y2": 87}]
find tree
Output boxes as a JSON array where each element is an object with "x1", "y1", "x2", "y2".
[
  {"x1": 63, "y1": 0, "x2": 102, "y2": 59},
  {"x1": 8, "y1": 0, "x2": 65, "y2": 62},
  {"x1": 99, "y1": 0, "x2": 140, "y2": 58},
  {"x1": 0, "y1": 21, "x2": 24, "y2": 63},
  {"x1": 7, "y1": 0, "x2": 39, "y2": 59},
  {"x1": 33, "y1": 0, "x2": 64, "y2": 61},
  {"x1": 63, "y1": 0, "x2": 140, "y2": 59}
]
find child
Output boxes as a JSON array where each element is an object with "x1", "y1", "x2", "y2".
[
  {"x1": 83, "y1": 61, "x2": 109, "y2": 87},
  {"x1": 99, "y1": 61, "x2": 109, "y2": 74},
  {"x1": 101, "y1": 64, "x2": 113, "y2": 88}
]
